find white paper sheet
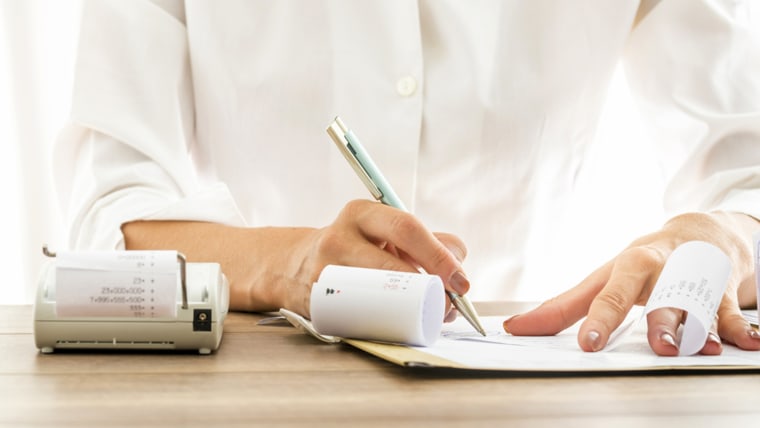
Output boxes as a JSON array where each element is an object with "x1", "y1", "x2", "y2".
[
  {"x1": 54, "y1": 250, "x2": 179, "y2": 318},
  {"x1": 744, "y1": 309, "x2": 758, "y2": 326},
  {"x1": 415, "y1": 315, "x2": 760, "y2": 371}
]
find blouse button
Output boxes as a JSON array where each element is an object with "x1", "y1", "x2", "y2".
[{"x1": 396, "y1": 76, "x2": 417, "y2": 97}]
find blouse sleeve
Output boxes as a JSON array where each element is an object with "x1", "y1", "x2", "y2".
[
  {"x1": 624, "y1": 0, "x2": 760, "y2": 221},
  {"x1": 54, "y1": 0, "x2": 245, "y2": 250}
]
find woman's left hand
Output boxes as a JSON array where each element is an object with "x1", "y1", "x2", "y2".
[{"x1": 503, "y1": 211, "x2": 760, "y2": 356}]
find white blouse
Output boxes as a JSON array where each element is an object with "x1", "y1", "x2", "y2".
[{"x1": 54, "y1": 0, "x2": 760, "y2": 301}]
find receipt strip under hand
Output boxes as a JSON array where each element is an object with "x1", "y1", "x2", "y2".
[
  {"x1": 644, "y1": 241, "x2": 731, "y2": 356},
  {"x1": 309, "y1": 265, "x2": 445, "y2": 347}
]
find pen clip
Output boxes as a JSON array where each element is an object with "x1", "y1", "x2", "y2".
[{"x1": 326, "y1": 117, "x2": 383, "y2": 201}]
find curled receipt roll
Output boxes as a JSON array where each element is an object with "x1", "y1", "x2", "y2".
[
  {"x1": 310, "y1": 265, "x2": 445, "y2": 346},
  {"x1": 644, "y1": 241, "x2": 731, "y2": 356}
]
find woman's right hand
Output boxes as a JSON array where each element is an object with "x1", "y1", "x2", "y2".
[{"x1": 281, "y1": 199, "x2": 469, "y2": 318}]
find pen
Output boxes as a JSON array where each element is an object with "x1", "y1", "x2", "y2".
[{"x1": 326, "y1": 116, "x2": 487, "y2": 336}]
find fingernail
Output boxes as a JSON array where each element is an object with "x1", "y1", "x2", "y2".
[
  {"x1": 449, "y1": 271, "x2": 469, "y2": 295},
  {"x1": 748, "y1": 329, "x2": 760, "y2": 340},
  {"x1": 444, "y1": 308, "x2": 458, "y2": 323},
  {"x1": 660, "y1": 332, "x2": 679, "y2": 350},
  {"x1": 707, "y1": 332, "x2": 721, "y2": 345},
  {"x1": 502, "y1": 315, "x2": 518, "y2": 335},
  {"x1": 586, "y1": 330, "x2": 602, "y2": 352}
]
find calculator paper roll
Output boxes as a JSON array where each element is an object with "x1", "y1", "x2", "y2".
[
  {"x1": 644, "y1": 241, "x2": 730, "y2": 356},
  {"x1": 310, "y1": 265, "x2": 445, "y2": 346}
]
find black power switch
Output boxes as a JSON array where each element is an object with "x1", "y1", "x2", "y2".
[{"x1": 193, "y1": 309, "x2": 212, "y2": 331}]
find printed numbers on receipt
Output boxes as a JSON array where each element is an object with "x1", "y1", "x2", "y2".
[{"x1": 54, "y1": 250, "x2": 180, "y2": 318}]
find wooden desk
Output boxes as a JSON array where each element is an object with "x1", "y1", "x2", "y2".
[{"x1": 2, "y1": 303, "x2": 759, "y2": 427}]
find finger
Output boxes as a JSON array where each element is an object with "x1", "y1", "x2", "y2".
[
  {"x1": 316, "y1": 214, "x2": 457, "y2": 321},
  {"x1": 315, "y1": 222, "x2": 420, "y2": 274},
  {"x1": 433, "y1": 232, "x2": 468, "y2": 263},
  {"x1": 504, "y1": 260, "x2": 613, "y2": 336},
  {"x1": 645, "y1": 307, "x2": 684, "y2": 356},
  {"x1": 578, "y1": 246, "x2": 665, "y2": 352},
  {"x1": 380, "y1": 241, "x2": 401, "y2": 258},
  {"x1": 345, "y1": 241, "x2": 419, "y2": 274},
  {"x1": 394, "y1": 246, "x2": 422, "y2": 272},
  {"x1": 444, "y1": 307, "x2": 458, "y2": 323},
  {"x1": 698, "y1": 317, "x2": 723, "y2": 356},
  {"x1": 349, "y1": 201, "x2": 465, "y2": 292},
  {"x1": 716, "y1": 296, "x2": 760, "y2": 351}
]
